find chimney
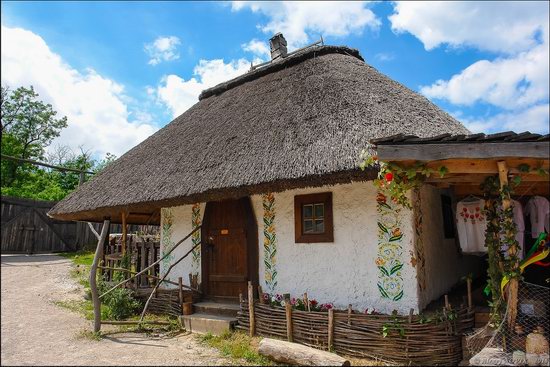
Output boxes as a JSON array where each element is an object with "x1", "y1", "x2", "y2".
[{"x1": 269, "y1": 33, "x2": 287, "y2": 61}]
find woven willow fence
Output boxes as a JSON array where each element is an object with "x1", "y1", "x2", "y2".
[{"x1": 237, "y1": 300, "x2": 474, "y2": 366}]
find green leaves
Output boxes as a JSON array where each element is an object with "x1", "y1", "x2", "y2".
[
  {"x1": 390, "y1": 263, "x2": 403, "y2": 275},
  {"x1": 389, "y1": 234, "x2": 403, "y2": 242},
  {"x1": 378, "y1": 222, "x2": 388, "y2": 234}
]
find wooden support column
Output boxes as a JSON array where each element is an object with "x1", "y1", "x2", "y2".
[
  {"x1": 498, "y1": 160, "x2": 519, "y2": 328},
  {"x1": 90, "y1": 219, "x2": 110, "y2": 333},
  {"x1": 248, "y1": 281, "x2": 255, "y2": 337},
  {"x1": 121, "y1": 211, "x2": 128, "y2": 255}
]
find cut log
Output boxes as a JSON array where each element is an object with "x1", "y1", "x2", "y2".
[{"x1": 258, "y1": 338, "x2": 350, "y2": 366}]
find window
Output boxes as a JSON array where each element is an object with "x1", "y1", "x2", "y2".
[
  {"x1": 294, "y1": 192, "x2": 333, "y2": 243},
  {"x1": 441, "y1": 194, "x2": 455, "y2": 239}
]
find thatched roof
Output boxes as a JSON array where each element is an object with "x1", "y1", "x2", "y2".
[{"x1": 49, "y1": 45, "x2": 469, "y2": 224}]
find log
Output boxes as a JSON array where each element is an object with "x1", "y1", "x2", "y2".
[{"x1": 258, "y1": 338, "x2": 350, "y2": 366}]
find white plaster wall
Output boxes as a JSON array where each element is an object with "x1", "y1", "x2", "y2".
[
  {"x1": 160, "y1": 181, "x2": 421, "y2": 314},
  {"x1": 159, "y1": 203, "x2": 205, "y2": 288},
  {"x1": 252, "y1": 181, "x2": 420, "y2": 315},
  {"x1": 417, "y1": 184, "x2": 483, "y2": 309}
]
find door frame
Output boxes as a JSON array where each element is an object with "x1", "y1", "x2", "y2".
[{"x1": 201, "y1": 196, "x2": 259, "y2": 299}]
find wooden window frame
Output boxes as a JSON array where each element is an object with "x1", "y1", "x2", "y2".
[{"x1": 294, "y1": 192, "x2": 333, "y2": 243}]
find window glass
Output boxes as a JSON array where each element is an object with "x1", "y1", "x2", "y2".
[
  {"x1": 304, "y1": 219, "x2": 314, "y2": 233},
  {"x1": 314, "y1": 203, "x2": 324, "y2": 218},
  {"x1": 303, "y1": 204, "x2": 313, "y2": 219}
]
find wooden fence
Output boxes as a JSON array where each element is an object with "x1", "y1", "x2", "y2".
[
  {"x1": 237, "y1": 300, "x2": 474, "y2": 366},
  {"x1": 1, "y1": 196, "x2": 158, "y2": 254}
]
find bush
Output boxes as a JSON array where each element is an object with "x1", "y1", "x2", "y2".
[{"x1": 98, "y1": 280, "x2": 142, "y2": 320}]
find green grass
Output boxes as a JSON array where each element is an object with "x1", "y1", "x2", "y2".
[
  {"x1": 54, "y1": 299, "x2": 96, "y2": 320},
  {"x1": 199, "y1": 331, "x2": 273, "y2": 366},
  {"x1": 59, "y1": 250, "x2": 95, "y2": 266}
]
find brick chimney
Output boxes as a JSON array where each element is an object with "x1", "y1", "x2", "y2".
[{"x1": 269, "y1": 33, "x2": 287, "y2": 61}]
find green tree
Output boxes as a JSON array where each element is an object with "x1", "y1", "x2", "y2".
[{"x1": 1, "y1": 86, "x2": 68, "y2": 186}]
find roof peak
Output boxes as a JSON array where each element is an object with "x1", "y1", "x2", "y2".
[{"x1": 198, "y1": 45, "x2": 364, "y2": 101}]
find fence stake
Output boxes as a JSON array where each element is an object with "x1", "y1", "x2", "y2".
[
  {"x1": 258, "y1": 285, "x2": 264, "y2": 304},
  {"x1": 347, "y1": 304, "x2": 352, "y2": 326},
  {"x1": 303, "y1": 292, "x2": 310, "y2": 312},
  {"x1": 248, "y1": 281, "x2": 255, "y2": 337},
  {"x1": 178, "y1": 277, "x2": 183, "y2": 306},
  {"x1": 467, "y1": 278, "x2": 473, "y2": 311},
  {"x1": 328, "y1": 308, "x2": 334, "y2": 351},
  {"x1": 286, "y1": 302, "x2": 293, "y2": 342}
]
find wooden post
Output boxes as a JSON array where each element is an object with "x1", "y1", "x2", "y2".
[
  {"x1": 121, "y1": 211, "x2": 128, "y2": 255},
  {"x1": 467, "y1": 278, "x2": 473, "y2": 311},
  {"x1": 347, "y1": 304, "x2": 352, "y2": 326},
  {"x1": 444, "y1": 294, "x2": 450, "y2": 310},
  {"x1": 239, "y1": 292, "x2": 243, "y2": 304},
  {"x1": 90, "y1": 219, "x2": 110, "y2": 333},
  {"x1": 178, "y1": 277, "x2": 183, "y2": 306},
  {"x1": 258, "y1": 285, "x2": 264, "y2": 304},
  {"x1": 497, "y1": 160, "x2": 519, "y2": 328},
  {"x1": 285, "y1": 302, "x2": 293, "y2": 342},
  {"x1": 328, "y1": 308, "x2": 334, "y2": 351},
  {"x1": 303, "y1": 292, "x2": 310, "y2": 312},
  {"x1": 248, "y1": 281, "x2": 255, "y2": 337}
]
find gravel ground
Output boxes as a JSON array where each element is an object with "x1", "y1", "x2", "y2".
[{"x1": 1, "y1": 254, "x2": 235, "y2": 366}]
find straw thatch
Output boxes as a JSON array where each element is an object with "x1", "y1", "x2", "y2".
[{"x1": 49, "y1": 45, "x2": 468, "y2": 223}]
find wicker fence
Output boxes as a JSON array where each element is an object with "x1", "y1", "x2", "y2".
[{"x1": 236, "y1": 300, "x2": 474, "y2": 366}]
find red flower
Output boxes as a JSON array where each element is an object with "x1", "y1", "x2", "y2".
[
  {"x1": 463, "y1": 208, "x2": 468, "y2": 212},
  {"x1": 385, "y1": 172, "x2": 394, "y2": 182}
]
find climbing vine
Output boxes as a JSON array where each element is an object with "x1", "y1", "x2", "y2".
[{"x1": 360, "y1": 150, "x2": 448, "y2": 209}]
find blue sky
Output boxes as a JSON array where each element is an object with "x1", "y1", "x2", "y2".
[{"x1": 1, "y1": 1, "x2": 548, "y2": 158}]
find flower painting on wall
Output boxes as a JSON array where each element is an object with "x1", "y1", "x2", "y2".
[{"x1": 376, "y1": 192, "x2": 405, "y2": 301}]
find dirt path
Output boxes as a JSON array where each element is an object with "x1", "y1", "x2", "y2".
[{"x1": 1, "y1": 254, "x2": 234, "y2": 366}]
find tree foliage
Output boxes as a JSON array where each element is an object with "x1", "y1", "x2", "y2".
[{"x1": 1, "y1": 85, "x2": 117, "y2": 201}]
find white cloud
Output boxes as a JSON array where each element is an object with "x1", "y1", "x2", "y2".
[
  {"x1": 157, "y1": 59, "x2": 251, "y2": 118},
  {"x1": 420, "y1": 42, "x2": 549, "y2": 110},
  {"x1": 389, "y1": 2, "x2": 549, "y2": 134},
  {"x1": 1, "y1": 25, "x2": 157, "y2": 157},
  {"x1": 231, "y1": 1, "x2": 380, "y2": 49},
  {"x1": 459, "y1": 104, "x2": 549, "y2": 134},
  {"x1": 242, "y1": 39, "x2": 270, "y2": 60},
  {"x1": 389, "y1": 1, "x2": 549, "y2": 53},
  {"x1": 144, "y1": 36, "x2": 181, "y2": 65},
  {"x1": 374, "y1": 52, "x2": 395, "y2": 62}
]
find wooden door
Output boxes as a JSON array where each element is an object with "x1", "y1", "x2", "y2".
[{"x1": 202, "y1": 198, "x2": 258, "y2": 300}]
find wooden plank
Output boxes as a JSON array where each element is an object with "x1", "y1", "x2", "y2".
[
  {"x1": 397, "y1": 158, "x2": 549, "y2": 174},
  {"x1": 209, "y1": 274, "x2": 248, "y2": 283},
  {"x1": 328, "y1": 308, "x2": 334, "y2": 350},
  {"x1": 376, "y1": 142, "x2": 550, "y2": 161}
]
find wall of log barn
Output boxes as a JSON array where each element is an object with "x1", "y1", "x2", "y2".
[{"x1": 160, "y1": 181, "x2": 444, "y2": 314}]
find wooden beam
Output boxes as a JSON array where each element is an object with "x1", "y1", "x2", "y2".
[
  {"x1": 453, "y1": 183, "x2": 549, "y2": 197},
  {"x1": 427, "y1": 173, "x2": 548, "y2": 184},
  {"x1": 376, "y1": 142, "x2": 550, "y2": 161},
  {"x1": 396, "y1": 158, "x2": 549, "y2": 174}
]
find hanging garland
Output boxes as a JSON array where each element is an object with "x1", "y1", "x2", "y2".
[
  {"x1": 360, "y1": 150, "x2": 448, "y2": 209},
  {"x1": 480, "y1": 176, "x2": 505, "y2": 325}
]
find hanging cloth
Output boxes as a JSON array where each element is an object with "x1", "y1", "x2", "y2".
[
  {"x1": 500, "y1": 200, "x2": 525, "y2": 260},
  {"x1": 456, "y1": 198, "x2": 487, "y2": 254},
  {"x1": 525, "y1": 196, "x2": 550, "y2": 238}
]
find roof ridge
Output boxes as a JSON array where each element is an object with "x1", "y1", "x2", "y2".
[{"x1": 198, "y1": 45, "x2": 364, "y2": 101}]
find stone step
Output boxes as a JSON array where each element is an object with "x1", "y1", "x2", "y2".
[
  {"x1": 193, "y1": 301, "x2": 240, "y2": 318},
  {"x1": 180, "y1": 313, "x2": 236, "y2": 335}
]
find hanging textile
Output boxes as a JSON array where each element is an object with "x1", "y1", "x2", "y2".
[
  {"x1": 500, "y1": 200, "x2": 525, "y2": 259},
  {"x1": 525, "y1": 196, "x2": 550, "y2": 238},
  {"x1": 456, "y1": 198, "x2": 487, "y2": 254}
]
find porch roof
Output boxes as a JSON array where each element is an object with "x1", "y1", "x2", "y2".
[{"x1": 369, "y1": 131, "x2": 550, "y2": 197}]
